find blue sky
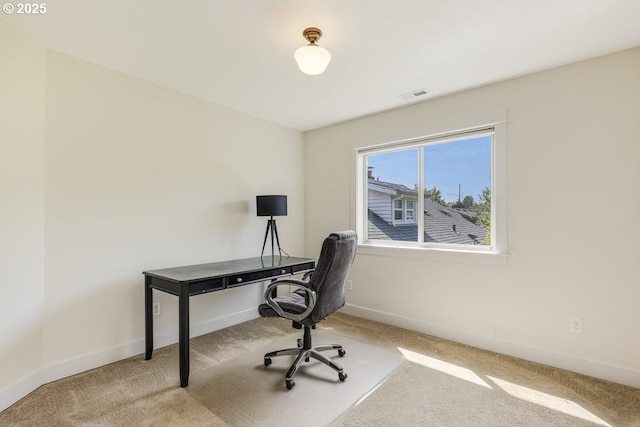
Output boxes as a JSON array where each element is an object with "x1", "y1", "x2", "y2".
[{"x1": 367, "y1": 136, "x2": 491, "y2": 203}]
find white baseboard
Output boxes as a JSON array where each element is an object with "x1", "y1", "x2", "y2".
[
  {"x1": 0, "y1": 369, "x2": 42, "y2": 413},
  {"x1": 0, "y1": 308, "x2": 260, "y2": 413},
  {"x1": 342, "y1": 303, "x2": 640, "y2": 390}
]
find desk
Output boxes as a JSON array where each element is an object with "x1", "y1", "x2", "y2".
[{"x1": 143, "y1": 256, "x2": 315, "y2": 387}]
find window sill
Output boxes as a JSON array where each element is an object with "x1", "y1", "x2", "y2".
[{"x1": 357, "y1": 243, "x2": 509, "y2": 267}]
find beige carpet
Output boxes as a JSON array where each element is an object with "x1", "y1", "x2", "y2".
[
  {"x1": 1, "y1": 313, "x2": 639, "y2": 426},
  {"x1": 187, "y1": 329, "x2": 403, "y2": 427},
  {"x1": 335, "y1": 359, "x2": 606, "y2": 426}
]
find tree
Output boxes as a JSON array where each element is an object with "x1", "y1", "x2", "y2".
[
  {"x1": 462, "y1": 195, "x2": 474, "y2": 209},
  {"x1": 425, "y1": 186, "x2": 447, "y2": 206},
  {"x1": 474, "y1": 187, "x2": 491, "y2": 245}
]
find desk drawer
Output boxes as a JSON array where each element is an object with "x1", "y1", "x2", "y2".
[
  {"x1": 190, "y1": 278, "x2": 224, "y2": 295},
  {"x1": 227, "y1": 267, "x2": 293, "y2": 288}
]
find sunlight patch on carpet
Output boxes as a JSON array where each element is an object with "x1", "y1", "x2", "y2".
[
  {"x1": 488, "y1": 376, "x2": 613, "y2": 427},
  {"x1": 398, "y1": 347, "x2": 492, "y2": 389}
]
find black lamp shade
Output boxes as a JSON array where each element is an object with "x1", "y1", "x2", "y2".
[{"x1": 256, "y1": 195, "x2": 287, "y2": 217}]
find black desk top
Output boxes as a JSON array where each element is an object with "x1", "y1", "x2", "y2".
[{"x1": 143, "y1": 256, "x2": 314, "y2": 283}]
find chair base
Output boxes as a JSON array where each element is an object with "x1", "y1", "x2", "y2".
[{"x1": 263, "y1": 325, "x2": 347, "y2": 389}]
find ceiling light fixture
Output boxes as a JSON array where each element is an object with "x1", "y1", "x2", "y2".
[{"x1": 294, "y1": 27, "x2": 331, "y2": 75}]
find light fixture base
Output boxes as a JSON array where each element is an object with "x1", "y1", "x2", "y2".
[{"x1": 302, "y1": 27, "x2": 322, "y2": 44}]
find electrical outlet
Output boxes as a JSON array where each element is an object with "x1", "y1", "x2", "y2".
[
  {"x1": 569, "y1": 318, "x2": 582, "y2": 334},
  {"x1": 153, "y1": 302, "x2": 161, "y2": 316},
  {"x1": 346, "y1": 280, "x2": 353, "y2": 291}
]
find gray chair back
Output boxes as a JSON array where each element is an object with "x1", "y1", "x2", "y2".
[{"x1": 307, "y1": 231, "x2": 357, "y2": 324}]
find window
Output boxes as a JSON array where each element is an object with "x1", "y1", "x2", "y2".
[
  {"x1": 357, "y1": 123, "x2": 506, "y2": 255},
  {"x1": 393, "y1": 199, "x2": 403, "y2": 221},
  {"x1": 406, "y1": 200, "x2": 415, "y2": 221},
  {"x1": 390, "y1": 198, "x2": 416, "y2": 224}
]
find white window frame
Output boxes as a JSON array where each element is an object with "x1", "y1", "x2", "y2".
[{"x1": 353, "y1": 119, "x2": 508, "y2": 266}]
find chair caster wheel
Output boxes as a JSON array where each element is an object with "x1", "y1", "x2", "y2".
[
  {"x1": 264, "y1": 358, "x2": 272, "y2": 367},
  {"x1": 339, "y1": 372, "x2": 347, "y2": 382},
  {"x1": 286, "y1": 379, "x2": 295, "y2": 389},
  {"x1": 338, "y1": 349, "x2": 346, "y2": 357}
]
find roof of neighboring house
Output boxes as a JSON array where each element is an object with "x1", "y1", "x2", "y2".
[
  {"x1": 368, "y1": 209, "x2": 418, "y2": 242},
  {"x1": 424, "y1": 198, "x2": 487, "y2": 244},
  {"x1": 368, "y1": 179, "x2": 416, "y2": 197},
  {"x1": 367, "y1": 198, "x2": 488, "y2": 245}
]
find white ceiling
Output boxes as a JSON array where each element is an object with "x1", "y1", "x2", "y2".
[{"x1": 4, "y1": 0, "x2": 640, "y2": 131}]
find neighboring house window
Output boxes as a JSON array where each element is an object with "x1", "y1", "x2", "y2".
[
  {"x1": 391, "y1": 198, "x2": 415, "y2": 224},
  {"x1": 358, "y1": 123, "x2": 506, "y2": 254},
  {"x1": 406, "y1": 200, "x2": 414, "y2": 221},
  {"x1": 393, "y1": 199, "x2": 403, "y2": 221}
]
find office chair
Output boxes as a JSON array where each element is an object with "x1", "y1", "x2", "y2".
[{"x1": 258, "y1": 231, "x2": 357, "y2": 389}]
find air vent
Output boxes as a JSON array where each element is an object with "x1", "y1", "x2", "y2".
[{"x1": 398, "y1": 88, "x2": 428, "y2": 101}]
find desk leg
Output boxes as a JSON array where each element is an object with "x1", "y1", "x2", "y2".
[
  {"x1": 144, "y1": 276, "x2": 153, "y2": 360},
  {"x1": 179, "y1": 286, "x2": 190, "y2": 387}
]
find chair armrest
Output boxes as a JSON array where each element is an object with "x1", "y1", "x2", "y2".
[{"x1": 263, "y1": 279, "x2": 317, "y2": 323}]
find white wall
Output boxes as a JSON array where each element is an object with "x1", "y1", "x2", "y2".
[
  {"x1": 42, "y1": 50, "x2": 305, "y2": 376},
  {"x1": 0, "y1": 20, "x2": 46, "y2": 410},
  {"x1": 1, "y1": 21, "x2": 305, "y2": 410},
  {"x1": 304, "y1": 47, "x2": 640, "y2": 388}
]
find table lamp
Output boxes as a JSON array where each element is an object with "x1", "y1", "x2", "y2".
[{"x1": 257, "y1": 195, "x2": 287, "y2": 257}]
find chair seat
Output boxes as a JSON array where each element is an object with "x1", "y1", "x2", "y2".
[{"x1": 258, "y1": 290, "x2": 307, "y2": 317}]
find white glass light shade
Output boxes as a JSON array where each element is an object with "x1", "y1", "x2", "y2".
[{"x1": 294, "y1": 44, "x2": 331, "y2": 75}]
